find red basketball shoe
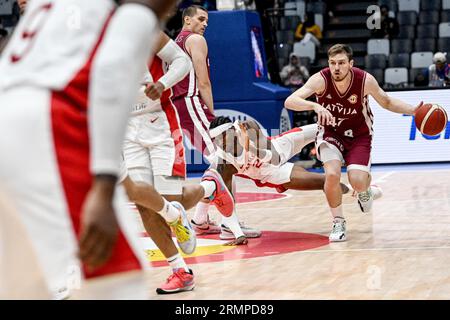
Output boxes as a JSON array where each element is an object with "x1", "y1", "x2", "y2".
[
  {"x1": 156, "y1": 269, "x2": 195, "y2": 294},
  {"x1": 201, "y1": 168, "x2": 235, "y2": 217}
]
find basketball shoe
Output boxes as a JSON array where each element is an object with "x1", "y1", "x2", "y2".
[
  {"x1": 191, "y1": 218, "x2": 221, "y2": 235},
  {"x1": 169, "y1": 202, "x2": 197, "y2": 255},
  {"x1": 220, "y1": 222, "x2": 262, "y2": 240},
  {"x1": 357, "y1": 185, "x2": 383, "y2": 213},
  {"x1": 156, "y1": 268, "x2": 195, "y2": 294},
  {"x1": 329, "y1": 219, "x2": 346, "y2": 242},
  {"x1": 201, "y1": 168, "x2": 235, "y2": 217}
]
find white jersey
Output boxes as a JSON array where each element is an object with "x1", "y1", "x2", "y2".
[
  {"x1": 215, "y1": 145, "x2": 283, "y2": 183},
  {"x1": 0, "y1": 0, "x2": 115, "y2": 91},
  {"x1": 214, "y1": 125, "x2": 318, "y2": 183},
  {"x1": 131, "y1": 68, "x2": 164, "y2": 115}
]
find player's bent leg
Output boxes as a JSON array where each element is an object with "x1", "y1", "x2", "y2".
[
  {"x1": 347, "y1": 168, "x2": 382, "y2": 213},
  {"x1": 201, "y1": 168, "x2": 235, "y2": 217},
  {"x1": 347, "y1": 168, "x2": 371, "y2": 193},
  {"x1": 137, "y1": 206, "x2": 195, "y2": 294},
  {"x1": 138, "y1": 205, "x2": 177, "y2": 256},
  {"x1": 164, "y1": 185, "x2": 205, "y2": 211}
]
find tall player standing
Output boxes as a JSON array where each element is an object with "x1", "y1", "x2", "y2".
[
  {"x1": 0, "y1": 0, "x2": 176, "y2": 299},
  {"x1": 172, "y1": 5, "x2": 260, "y2": 243},
  {"x1": 285, "y1": 44, "x2": 421, "y2": 242}
]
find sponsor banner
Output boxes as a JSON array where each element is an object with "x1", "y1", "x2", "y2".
[{"x1": 370, "y1": 89, "x2": 450, "y2": 164}]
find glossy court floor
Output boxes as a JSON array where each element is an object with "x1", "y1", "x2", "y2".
[{"x1": 138, "y1": 163, "x2": 450, "y2": 300}]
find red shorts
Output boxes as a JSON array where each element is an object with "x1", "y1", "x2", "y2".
[
  {"x1": 317, "y1": 130, "x2": 372, "y2": 171},
  {"x1": 172, "y1": 95, "x2": 215, "y2": 157}
]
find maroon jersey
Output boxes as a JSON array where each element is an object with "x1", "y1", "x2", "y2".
[
  {"x1": 172, "y1": 30, "x2": 210, "y2": 100},
  {"x1": 316, "y1": 67, "x2": 373, "y2": 138}
]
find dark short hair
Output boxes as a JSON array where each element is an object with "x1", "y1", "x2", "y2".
[
  {"x1": 209, "y1": 116, "x2": 232, "y2": 130},
  {"x1": 182, "y1": 5, "x2": 207, "y2": 24},
  {"x1": 328, "y1": 44, "x2": 353, "y2": 61}
]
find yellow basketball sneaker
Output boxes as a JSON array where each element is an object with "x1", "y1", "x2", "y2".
[{"x1": 169, "y1": 202, "x2": 197, "y2": 255}]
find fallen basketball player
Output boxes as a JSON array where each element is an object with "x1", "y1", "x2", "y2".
[{"x1": 207, "y1": 116, "x2": 379, "y2": 244}]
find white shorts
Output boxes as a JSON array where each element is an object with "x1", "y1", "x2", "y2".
[
  {"x1": 245, "y1": 124, "x2": 317, "y2": 185},
  {"x1": 271, "y1": 124, "x2": 318, "y2": 165},
  {"x1": 123, "y1": 111, "x2": 185, "y2": 195},
  {"x1": 0, "y1": 87, "x2": 147, "y2": 299}
]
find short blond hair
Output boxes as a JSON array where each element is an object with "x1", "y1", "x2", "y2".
[{"x1": 328, "y1": 44, "x2": 353, "y2": 61}]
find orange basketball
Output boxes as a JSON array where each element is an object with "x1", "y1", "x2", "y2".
[{"x1": 414, "y1": 103, "x2": 448, "y2": 136}]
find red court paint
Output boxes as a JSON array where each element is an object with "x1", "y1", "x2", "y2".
[{"x1": 147, "y1": 231, "x2": 329, "y2": 267}]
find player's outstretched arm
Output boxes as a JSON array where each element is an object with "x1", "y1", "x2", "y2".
[
  {"x1": 284, "y1": 73, "x2": 333, "y2": 125},
  {"x1": 365, "y1": 73, "x2": 421, "y2": 115}
]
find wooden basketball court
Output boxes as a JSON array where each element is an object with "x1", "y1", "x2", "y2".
[{"x1": 140, "y1": 163, "x2": 450, "y2": 300}]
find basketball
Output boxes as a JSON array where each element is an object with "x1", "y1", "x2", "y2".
[{"x1": 414, "y1": 103, "x2": 448, "y2": 136}]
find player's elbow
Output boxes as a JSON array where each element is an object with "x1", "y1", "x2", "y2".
[{"x1": 284, "y1": 95, "x2": 298, "y2": 111}]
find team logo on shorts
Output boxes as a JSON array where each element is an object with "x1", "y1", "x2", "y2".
[{"x1": 348, "y1": 94, "x2": 358, "y2": 104}]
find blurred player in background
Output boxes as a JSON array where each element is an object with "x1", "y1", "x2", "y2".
[
  {"x1": 172, "y1": 5, "x2": 260, "y2": 243},
  {"x1": 285, "y1": 44, "x2": 420, "y2": 242},
  {"x1": 0, "y1": 0, "x2": 177, "y2": 299}
]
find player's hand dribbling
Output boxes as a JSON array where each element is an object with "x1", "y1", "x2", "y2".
[
  {"x1": 313, "y1": 103, "x2": 333, "y2": 126},
  {"x1": 78, "y1": 176, "x2": 119, "y2": 271},
  {"x1": 412, "y1": 101, "x2": 424, "y2": 115},
  {"x1": 145, "y1": 81, "x2": 165, "y2": 100},
  {"x1": 224, "y1": 236, "x2": 248, "y2": 246}
]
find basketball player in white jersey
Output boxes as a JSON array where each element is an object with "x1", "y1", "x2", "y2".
[
  {"x1": 209, "y1": 116, "x2": 350, "y2": 200},
  {"x1": 0, "y1": 0, "x2": 177, "y2": 299},
  {"x1": 121, "y1": 31, "x2": 234, "y2": 294}
]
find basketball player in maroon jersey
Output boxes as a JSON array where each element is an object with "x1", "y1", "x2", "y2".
[
  {"x1": 172, "y1": 5, "x2": 260, "y2": 243},
  {"x1": 285, "y1": 44, "x2": 421, "y2": 242}
]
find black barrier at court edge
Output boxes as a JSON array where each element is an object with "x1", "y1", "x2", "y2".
[{"x1": 0, "y1": 300, "x2": 448, "y2": 319}]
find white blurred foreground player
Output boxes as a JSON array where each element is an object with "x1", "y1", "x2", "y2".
[{"x1": 0, "y1": 0, "x2": 177, "y2": 299}]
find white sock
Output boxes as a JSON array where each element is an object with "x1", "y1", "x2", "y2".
[
  {"x1": 167, "y1": 253, "x2": 189, "y2": 273},
  {"x1": 193, "y1": 202, "x2": 210, "y2": 224},
  {"x1": 231, "y1": 175, "x2": 237, "y2": 195},
  {"x1": 157, "y1": 199, "x2": 180, "y2": 224},
  {"x1": 330, "y1": 205, "x2": 344, "y2": 221},
  {"x1": 200, "y1": 180, "x2": 216, "y2": 198},
  {"x1": 221, "y1": 212, "x2": 245, "y2": 238}
]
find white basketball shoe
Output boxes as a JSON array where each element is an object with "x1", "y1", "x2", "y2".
[
  {"x1": 329, "y1": 219, "x2": 346, "y2": 242},
  {"x1": 357, "y1": 185, "x2": 383, "y2": 213}
]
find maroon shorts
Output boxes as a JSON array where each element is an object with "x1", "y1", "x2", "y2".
[
  {"x1": 317, "y1": 131, "x2": 372, "y2": 170},
  {"x1": 172, "y1": 95, "x2": 215, "y2": 157}
]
